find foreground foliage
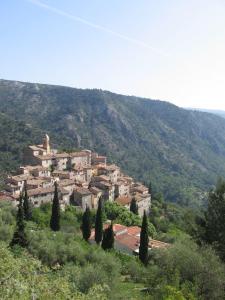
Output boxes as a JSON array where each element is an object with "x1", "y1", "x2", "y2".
[{"x1": 0, "y1": 200, "x2": 225, "y2": 299}]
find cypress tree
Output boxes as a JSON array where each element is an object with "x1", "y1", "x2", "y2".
[
  {"x1": 23, "y1": 182, "x2": 32, "y2": 221},
  {"x1": 81, "y1": 206, "x2": 92, "y2": 241},
  {"x1": 102, "y1": 222, "x2": 114, "y2": 250},
  {"x1": 50, "y1": 182, "x2": 60, "y2": 231},
  {"x1": 95, "y1": 198, "x2": 103, "y2": 244},
  {"x1": 10, "y1": 194, "x2": 28, "y2": 248},
  {"x1": 130, "y1": 197, "x2": 138, "y2": 215},
  {"x1": 139, "y1": 210, "x2": 149, "y2": 265},
  {"x1": 148, "y1": 181, "x2": 152, "y2": 195}
]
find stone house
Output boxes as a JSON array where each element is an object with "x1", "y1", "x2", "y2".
[
  {"x1": 27, "y1": 186, "x2": 55, "y2": 207},
  {"x1": 27, "y1": 186, "x2": 69, "y2": 208},
  {"x1": 115, "y1": 194, "x2": 150, "y2": 217},
  {"x1": 23, "y1": 134, "x2": 52, "y2": 165},
  {"x1": 58, "y1": 179, "x2": 76, "y2": 195},
  {"x1": 52, "y1": 170, "x2": 71, "y2": 180},
  {"x1": 97, "y1": 164, "x2": 120, "y2": 184},
  {"x1": 94, "y1": 181, "x2": 115, "y2": 201},
  {"x1": 115, "y1": 196, "x2": 132, "y2": 210},
  {"x1": 19, "y1": 165, "x2": 51, "y2": 178},
  {"x1": 73, "y1": 167, "x2": 86, "y2": 182},
  {"x1": 89, "y1": 187, "x2": 102, "y2": 209},
  {"x1": 72, "y1": 187, "x2": 92, "y2": 210},
  {"x1": 135, "y1": 193, "x2": 151, "y2": 216},
  {"x1": 26, "y1": 178, "x2": 52, "y2": 190},
  {"x1": 52, "y1": 153, "x2": 70, "y2": 170},
  {"x1": 115, "y1": 180, "x2": 130, "y2": 198},
  {"x1": 69, "y1": 151, "x2": 90, "y2": 169},
  {"x1": 35, "y1": 154, "x2": 53, "y2": 169},
  {"x1": 91, "y1": 153, "x2": 107, "y2": 165},
  {"x1": 5, "y1": 174, "x2": 32, "y2": 196},
  {"x1": 83, "y1": 166, "x2": 93, "y2": 183}
]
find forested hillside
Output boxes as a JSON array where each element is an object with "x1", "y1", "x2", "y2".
[{"x1": 1, "y1": 79, "x2": 225, "y2": 206}]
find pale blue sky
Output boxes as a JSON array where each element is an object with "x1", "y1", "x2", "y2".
[{"x1": 1, "y1": 0, "x2": 225, "y2": 109}]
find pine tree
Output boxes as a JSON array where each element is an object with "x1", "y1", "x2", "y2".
[
  {"x1": 81, "y1": 206, "x2": 92, "y2": 241},
  {"x1": 10, "y1": 194, "x2": 28, "y2": 248},
  {"x1": 95, "y1": 198, "x2": 103, "y2": 244},
  {"x1": 139, "y1": 210, "x2": 149, "y2": 265},
  {"x1": 102, "y1": 222, "x2": 114, "y2": 250},
  {"x1": 50, "y1": 182, "x2": 60, "y2": 231},
  {"x1": 23, "y1": 182, "x2": 32, "y2": 221},
  {"x1": 130, "y1": 197, "x2": 138, "y2": 215}
]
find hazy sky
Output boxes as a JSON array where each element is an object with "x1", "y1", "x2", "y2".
[{"x1": 1, "y1": 0, "x2": 225, "y2": 110}]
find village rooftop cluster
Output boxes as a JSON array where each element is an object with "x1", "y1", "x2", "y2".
[{"x1": 2, "y1": 135, "x2": 151, "y2": 216}]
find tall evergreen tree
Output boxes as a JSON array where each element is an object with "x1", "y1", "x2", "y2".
[
  {"x1": 95, "y1": 198, "x2": 103, "y2": 244},
  {"x1": 81, "y1": 206, "x2": 92, "y2": 241},
  {"x1": 23, "y1": 182, "x2": 32, "y2": 221},
  {"x1": 130, "y1": 197, "x2": 138, "y2": 215},
  {"x1": 50, "y1": 182, "x2": 60, "y2": 231},
  {"x1": 139, "y1": 210, "x2": 149, "y2": 265},
  {"x1": 148, "y1": 181, "x2": 152, "y2": 195},
  {"x1": 102, "y1": 222, "x2": 114, "y2": 250},
  {"x1": 10, "y1": 194, "x2": 28, "y2": 248}
]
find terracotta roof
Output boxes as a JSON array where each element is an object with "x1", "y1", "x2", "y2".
[
  {"x1": 29, "y1": 145, "x2": 44, "y2": 151},
  {"x1": 98, "y1": 181, "x2": 111, "y2": 188},
  {"x1": 22, "y1": 165, "x2": 48, "y2": 171},
  {"x1": 94, "y1": 164, "x2": 107, "y2": 169},
  {"x1": 58, "y1": 179, "x2": 75, "y2": 187},
  {"x1": 28, "y1": 187, "x2": 55, "y2": 197},
  {"x1": 52, "y1": 170, "x2": 70, "y2": 175},
  {"x1": 133, "y1": 185, "x2": 148, "y2": 193},
  {"x1": 54, "y1": 153, "x2": 70, "y2": 158},
  {"x1": 115, "y1": 196, "x2": 132, "y2": 206},
  {"x1": 70, "y1": 151, "x2": 89, "y2": 157},
  {"x1": 8, "y1": 175, "x2": 33, "y2": 182},
  {"x1": 75, "y1": 187, "x2": 92, "y2": 196},
  {"x1": 116, "y1": 180, "x2": 130, "y2": 186},
  {"x1": 91, "y1": 176, "x2": 110, "y2": 183},
  {"x1": 116, "y1": 233, "x2": 140, "y2": 251},
  {"x1": 89, "y1": 187, "x2": 102, "y2": 195},
  {"x1": 90, "y1": 223, "x2": 169, "y2": 252},
  {"x1": 98, "y1": 175, "x2": 110, "y2": 182},
  {"x1": 151, "y1": 239, "x2": 170, "y2": 249},
  {"x1": 60, "y1": 188, "x2": 70, "y2": 195},
  {"x1": 127, "y1": 226, "x2": 141, "y2": 236},
  {"x1": 135, "y1": 193, "x2": 151, "y2": 202},
  {"x1": 27, "y1": 179, "x2": 48, "y2": 185},
  {"x1": 0, "y1": 192, "x2": 16, "y2": 202},
  {"x1": 105, "y1": 164, "x2": 119, "y2": 171}
]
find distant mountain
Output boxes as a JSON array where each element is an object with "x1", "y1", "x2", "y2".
[
  {"x1": 1, "y1": 79, "x2": 225, "y2": 206},
  {"x1": 188, "y1": 108, "x2": 225, "y2": 119}
]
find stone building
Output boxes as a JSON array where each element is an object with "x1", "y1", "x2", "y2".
[
  {"x1": 72, "y1": 187, "x2": 92, "y2": 210},
  {"x1": 3, "y1": 134, "x2": 151, "y2": 215}
]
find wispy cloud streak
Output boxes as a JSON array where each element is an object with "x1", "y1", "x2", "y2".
[{"x1": 27, "y1": 0, "x2": 168, "y2": 57}]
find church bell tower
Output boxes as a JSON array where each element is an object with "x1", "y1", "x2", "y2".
[{"x1": 43, "y1": 134, "x2": 51, "y2": 154}]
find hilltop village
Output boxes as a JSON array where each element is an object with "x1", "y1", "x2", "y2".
[{"x1": 2, "y1": 135, "x2": 151, "y2": 216}]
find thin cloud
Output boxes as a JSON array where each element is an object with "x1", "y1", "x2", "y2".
[{"x1": 27, "y1": 0, "x2": 168, "y2": 57}]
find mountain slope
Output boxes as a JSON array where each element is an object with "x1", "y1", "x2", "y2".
[
  {"x1": 189, "y1": 108, "x2": 225, "y2": 119},
  {"x1": 1, "y1": 79, "x2": 225, "y2": 206}
]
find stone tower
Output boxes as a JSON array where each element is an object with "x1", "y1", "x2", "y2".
[{"x1": 43, "y1": 134, "x2": 51, "y2": 154}]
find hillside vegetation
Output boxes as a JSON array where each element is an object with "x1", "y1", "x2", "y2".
[{"x1": 1, "y1": 79, "x2": 225, "y2": 205}]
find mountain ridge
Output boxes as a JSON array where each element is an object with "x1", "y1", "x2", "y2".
[{"x1": 1, "y1": 79, "x2": 225, "y2": 206}]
